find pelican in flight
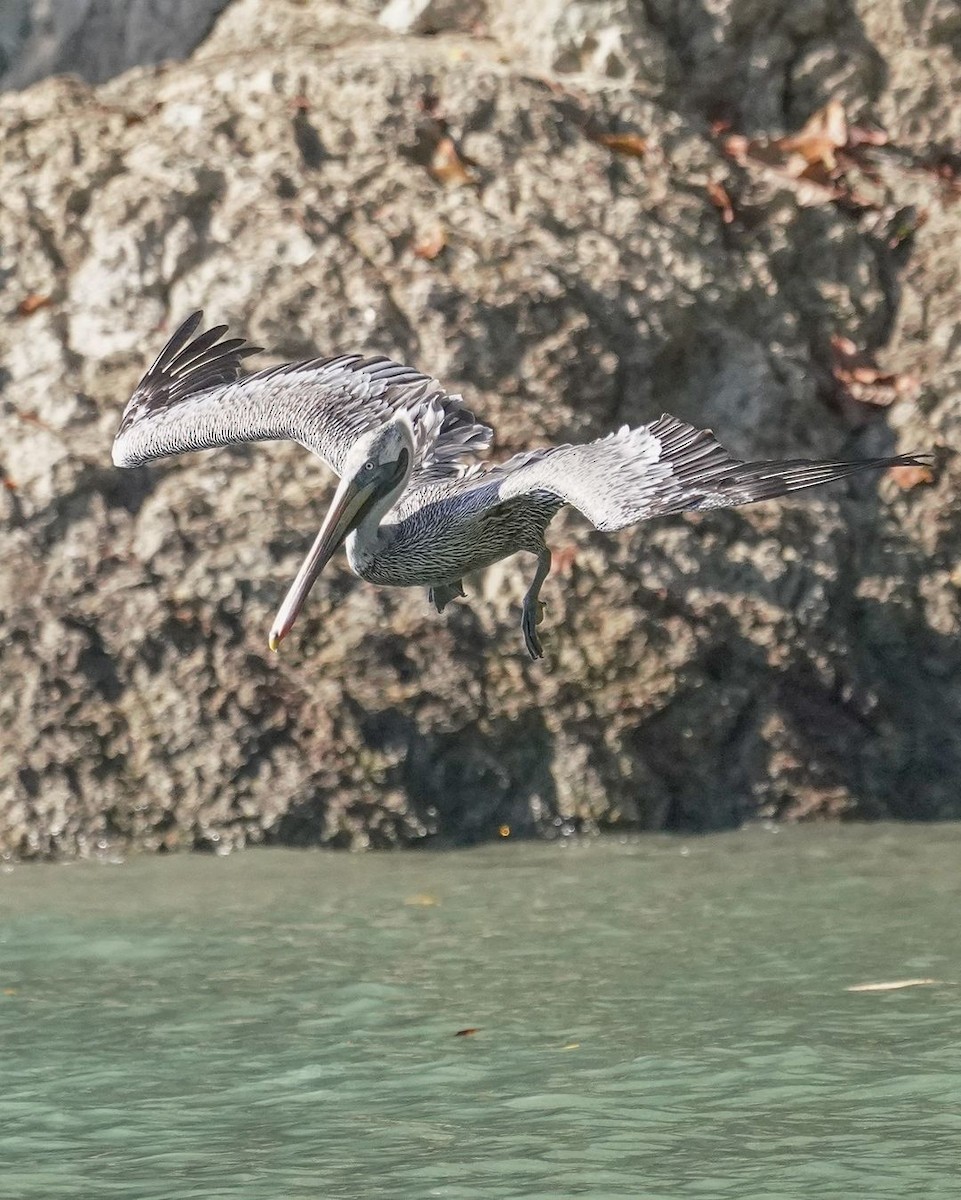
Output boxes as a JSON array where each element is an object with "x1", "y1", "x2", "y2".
[{"x1": 113, "y1": 313, "x2": 925, "y2": 659}]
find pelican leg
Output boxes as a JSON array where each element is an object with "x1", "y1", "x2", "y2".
[
  {"x1": 428, "y1": 581, "x2": 465, "y2": 613},
  {"x1": 521, "y1": 547, "x2": 552, "y2": 660}
]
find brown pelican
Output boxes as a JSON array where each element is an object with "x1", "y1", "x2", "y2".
[{"x1": 112, "y1": 312, "x2": 926, "y2": 659}]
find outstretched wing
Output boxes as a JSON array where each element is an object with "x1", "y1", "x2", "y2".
[
  {"x1": 457, "y1": 414, "x2": 926, "y2": 530},
  {"x1": 112, "y1": 312, "x2": 492, "y2": 479}
]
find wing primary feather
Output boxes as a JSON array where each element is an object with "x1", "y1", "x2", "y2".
[
  {"x1": 113, "y1": 314, "x2": 494, "y2": 478},
  {"x1": 146, "y1": 310, "x2": 204, "y2": 376},
  {"x1": 165, "y1": 325, "x2": 230, "y2": 372},
  {"x1": 482, "y1": 412, "x2": 929, "y2": 531}
]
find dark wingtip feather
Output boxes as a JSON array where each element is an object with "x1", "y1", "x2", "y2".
[
  {"x1": 646, "y1": 415, "x2": 934, "y2": 514},
  {"x1": 127, "y1": 314, "x2": 261, "y2": 420},
  {"x1": 146, "y1": 310, "x2": 203, "y2": 376},
  {"x1": 891, "y1": 453, "x2": 934, "y2": 469},
  {"x1": 727, "y1": 451, "x2": 933, "y2": 497}
]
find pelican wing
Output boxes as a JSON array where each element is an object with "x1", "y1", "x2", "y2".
[
  {"x1": 458, "y1": 414, "x2": 924, "y2": 530},
  {"x1": 112, "y1": 312, "x2": 492, "y2": 478}
]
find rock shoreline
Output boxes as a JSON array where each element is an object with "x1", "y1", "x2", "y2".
[{"x1": 0, "y1": 0, "x2": 958, "y2": 858}]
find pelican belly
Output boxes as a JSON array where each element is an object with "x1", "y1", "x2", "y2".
[{"x1": 346, "y1": 494, "x2": 554, "y2": 589}]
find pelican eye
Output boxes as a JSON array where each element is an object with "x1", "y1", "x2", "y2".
[{"x1": 363, "y1": 461, "x2": 375, "y2": 472}]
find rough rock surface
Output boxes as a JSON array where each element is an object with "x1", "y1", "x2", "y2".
[{"x1": 0, "y1": 0, "x2": 958, "y2": 859}]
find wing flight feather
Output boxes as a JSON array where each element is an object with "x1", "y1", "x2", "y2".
[
  {"x1": 112, "y1": 312, "x2": 492, "y2": 479},
  {"x1": 464, "y1": 414, "x2": 927, "y2": 530}
]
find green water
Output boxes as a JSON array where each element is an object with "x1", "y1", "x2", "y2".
[{"x1": 1, "y1": 826, "x2": 960, "y2": 1199}]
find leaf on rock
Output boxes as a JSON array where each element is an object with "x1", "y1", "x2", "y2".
[
  {"x1": 847, "y1": 124, "x2": 888, "y2": 149},
  {"x1": 408, "y1": 93, "x2": 477, "y2": 188},
  {"x1": 830, "y1": 335, "x2": 920, "y2": 406},
  {"x1": 774, "y1": 99, "x2": 848, "y2": 171},
  {"x1": 15, "y1": 409, "x2": 54, "y2": 432},
  {"x1": 706, "y1": 180, "x2": 735, "y2": 224},
  {"x1": 718, "y1": 100, "x2": 887, "y2": 210},
  {"x1": 412, "y1": 227, "x2": 447, "y2": 260},
  {"x1": 593, "y1": 131, "x2": 648, "y2": 159},
  {"x1": 888, "y1": 464, "x2": 934, "y2": 489},
  {"x1": 720, "y1": 133, "x2": 751, "y2": 166},
  {"x1": 430, "y1": 134, "x2": 476, "y2": 186},
  {"x1": 16, "y1": 294, "x2": 52, "y2": 317}
]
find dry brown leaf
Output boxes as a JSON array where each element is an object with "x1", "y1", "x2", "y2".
[
  {"x1": 721, "y1": 133, "x2": 751, "y2": 165},
  {"x1": 410, "y1": 97, "x2": 477, "y2": 188},
  {"x1": 412, "y1": 227, "x2": 447, "y2": 260},
  {"x1": 14, "y1": 409, "x2": 54, "y2": 432},
  {"x1": 888, "y1": 464, "x2": 934, "y2": 490},
  {"x1": 717, "y1": 100, "x2": 888, "y2": 210},
  {"x1": 429, "y1": 134, "x2": 475, "y2": 187},
  {"x1": 775, "y1": 99, "x2": 848, "y2": 171},
  {"x1": 830, "y1": 334, "x2": 920, "y2": 406},
  {"x1": 706, "y1": 180, "x2": 735, "y2": 224},
  {"x1": 95, "y1": 99, "x2": 161, "y2": 127},
  {"x1": 593, "y1": 132, "x2": 648, "y2": 159},
  {"x1": 847, "y1": 124, "x2": 888, "y2": 149},
  {"x1": 16, "y1": 293, "x2": 52, "y2": 317},
  {"x1": 839, "y1": 380, "x2": 899, "y2": 406}
]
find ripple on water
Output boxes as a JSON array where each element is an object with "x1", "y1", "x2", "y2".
[{"x1": 1, "y1": 825, "x2": 960, "y2": 1198}]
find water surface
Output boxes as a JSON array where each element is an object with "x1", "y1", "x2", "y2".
[{"x1": 2, "y1": 825, "x2": 960, "y2": 1198}]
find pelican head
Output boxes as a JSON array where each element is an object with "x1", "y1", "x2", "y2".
[{"x1": 268, "y1": 417, "x2": 414, "y2": 651}]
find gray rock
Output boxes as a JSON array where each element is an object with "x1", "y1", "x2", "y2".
[
  {"x1": 0, "y1": 0, "x2": 232, "y2": 91},
  {"x1": 0, "y1": 0, "x2": 958, "y2": 859},
  {"x1": 486, "y1": 0, "x2": 670, "y2": 87}
]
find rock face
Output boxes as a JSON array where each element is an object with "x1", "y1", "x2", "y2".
[{"x1": 1, "y1": 0, "x2": 959, "y2": 859}]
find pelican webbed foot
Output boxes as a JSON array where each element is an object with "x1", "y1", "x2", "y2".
[
  {"x1": 521, "y1": 546, "x2": 552, "y2": 660},
  {"x1": 428, "y1": 581, "x2": 465, "y2": 613}
]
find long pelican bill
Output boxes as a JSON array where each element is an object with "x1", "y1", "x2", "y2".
[{"x1": 268, "y1": 475, "x2": 377, "y2": 652}]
